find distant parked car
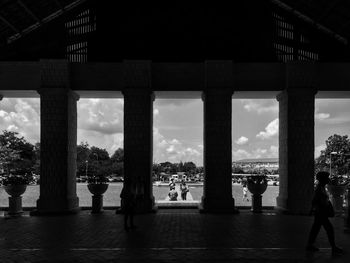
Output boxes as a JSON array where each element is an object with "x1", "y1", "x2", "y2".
[
  {"x1": 109, "y1": 176, "x2": 124, "y2": 182},
  {"x1": 77, "y1": 176, "x2": 88, "y2": 183}
]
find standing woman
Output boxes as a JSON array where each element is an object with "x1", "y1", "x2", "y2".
[
  {"x1": 180, "y1": 180, "x2": 189, "y2": 201},
  {"x1": 306, "y1": 171, "x2": 343, "y2": 255},
  {"x1": 120, "y1": 181, "x2": 137, "y2": 231}
]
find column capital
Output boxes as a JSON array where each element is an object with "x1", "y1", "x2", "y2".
[
  {"x1": 286, "y1": 62, "x2": 320, "y2": 89},
  {"x1": 205, "y1": 60, "x2": 234, "y2": 89},
  {"x1": 123, "y1": 60, "x2": 152, "y2": 88},
  {"x1": 40, "y1": 59, "x2": 70, "y2": 88},
  {"x1": 122, "y1": 88, "x2": 154, "y2": 100},
  {"x1": 202, "y1": 88, "x2": 234, "y2": 101},
  {"x1": 276, "y1": 87, "x2": 317, "y2": 102},
  {"x1": 37, "y1": 87, "x2": 80, "y2": 101}
]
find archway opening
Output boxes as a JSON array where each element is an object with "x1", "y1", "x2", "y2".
[
  {"x1": 0, "y1": 96, "x2": 40, "y2": 211},
  {"x1": 232, "y1": 94, "x2": 279, "y2": 209},
  {"x1": 76, "y1": 96, "x2": 124, "y2": 208},
  {"x1": 153, "y1": 93, "x2": 203, "y2": 207}
]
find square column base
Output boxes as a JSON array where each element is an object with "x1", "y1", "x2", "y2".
[
  {"x1": 276, "y1": 195, "x2": 311, "y2": 215},
  {"x1": 200, "y1": 196, "x2": 239, "y2": 214},
  {"x1": 31, "y1": 196, "x2": 80, "y2": 215}
]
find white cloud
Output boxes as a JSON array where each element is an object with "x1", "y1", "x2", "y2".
[
  {"x1": 235, "y1": 136, "x2": 249, "y2": 145},
  {"x1": 252, "y1": 148, "x2": 267, "y2": 158},
  {"x1": 241, "y1": 99, "x2": 278, "y2": 114},
  {"x1": 256, "y1": 118, "x2": 279, "y2": 140},
  {"x1": 233, "y1": 145, "x2": 279, "y2": 161},
  {"x1": 315, "y1": 144, "x2": 326, "y2": 158},
  {"x1": 269, "y1": 145, "x2": 278, "y2": 156},
  {"x1": 315, "y1": 113, "x2": 330, "y2": 121},
  {"x1": 0, "y1": 98, "x2": 40, "y2": 144},
  {"x1": 321, "y1": 115, "x2": 350, "y2": 125},
  {"x1": 78, "y1": 99, "x2": 123, "y2": 135},
  {"x1": 232, "y1": 149, "x2": 252, "y2": 160},
  {"x1": 169, "y1": 139, "x2": 181, "y2": 145},
  {"x1": 153, "y1": 127, "x2": 203, "y2": 165}
]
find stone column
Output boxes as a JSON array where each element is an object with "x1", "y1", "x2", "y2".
[
  {"x1": 122, "y1": 61, "x2": 155, "y2": 213},
  {"x1": 35, "y1": 60, "x2": 79, "y2": 214},
  {"x1": 276, "y1": 87, "x2": 316, "y2": 214},
  {"x1": 201, "y1": 61, "x2": 236, "y2": 213}
]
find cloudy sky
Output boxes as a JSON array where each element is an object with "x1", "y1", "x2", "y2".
[{"x1": 0, "y1": 97, "x2": 349, "y2": 166}]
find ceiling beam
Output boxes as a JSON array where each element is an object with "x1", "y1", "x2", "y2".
[
  {"x1": 0, "y1": 14, "x2": 19, "y2": 33},
  {"x1": 17, "y1": 0, "x2": 41, "y2": 23},
  {"x1": 6, "y1": 0, "x2": 87, "y2": 44}
]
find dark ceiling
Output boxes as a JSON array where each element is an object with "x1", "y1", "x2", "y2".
[
  {"x1": 0, "y1": 0, "x2": 349, "y2": 48},
  {"x1": 273, "y1": 0, "x2": 350, "y2": 43},
  {"x1": 0, "y1": 0, "x2": 83, "y2": 45}
]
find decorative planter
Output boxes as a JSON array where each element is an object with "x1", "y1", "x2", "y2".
[
  {"x1": 327, "y1": 184, "x2": 347, "y2": 215},
  {"x1": 247, "y1": 175, "x2": 268, "y2": 213},
  {"x1": 87, "y1": 183, "x2": 109, "y2": 213},
  {"x1": 4, "y1": 184, "x2": 27, "y2": 216}
]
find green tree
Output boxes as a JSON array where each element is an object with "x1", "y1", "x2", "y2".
[
  {"x1": 110, "y1": 148, "x2": 124, "y2": 177},
  {"x1": 33, "y1": 142, "x2": 40, "y2": 175},
  {"x1": 76, "y1": 142, "x2": 91, "y2": 178},
  {"x1": 315, "y1": 134, "x2": 350, "y2": 175},
  {"x1": 183, "y1": 161, "x2": 196, "y2": 174},
  {"x1": 111, "y1": 148, "x2": 124, "y2": 163},
  {"x1": 0, "y1": 130, "x2": 35, "y2": 175}
]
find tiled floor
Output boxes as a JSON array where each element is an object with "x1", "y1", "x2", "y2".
[{"x1": 0, "y1": 209, "x2": 349, "y2": 262}]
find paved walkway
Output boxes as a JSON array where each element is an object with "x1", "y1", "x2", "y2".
[{"x1": 1, "y1": 209, "x2": 350, "y2": 262}]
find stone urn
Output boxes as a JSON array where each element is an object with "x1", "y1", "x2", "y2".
[
  {"x1": 247, "y1": 175, "x2": 268, "y2": 213},
  {"x1": 327, "y1": 184, "x2": 347, "y2": 215},
  {"x1": 87, "y1": 183, "x2": 109, "y2": 213},
  {"x1": 4, "y1": 184, "x2": 27, "y2": 216}
]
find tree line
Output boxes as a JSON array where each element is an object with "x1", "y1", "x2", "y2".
[
  {"x1": 0, "y1": 131, "x2": 125, "y2": 178},
  {"x1": 0, "y1": 130, "x2": 203, "y2": 180},
  {"x1": 2, "y1": 130, "x2": 349, "y2": 179}
]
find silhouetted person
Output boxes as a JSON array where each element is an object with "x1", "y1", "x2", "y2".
[
  {"x1": 120, "y1": 182, "x2": 137, "y2": 231},
  {"x1": 180, "y1": 180, "x2": 189, "y2": 200},
  {"x1": 242, "y1": 181, "x2": 249, "y2": 202},
  {"x1": 306, "y1": 171, "x2": 343, "y2": 255},
  {"x1": 169, "y1": 178, "x2": 175, "y2": 189},
  {"x1": 168, "y1": 186, "x2": 178, "y2": 201}
]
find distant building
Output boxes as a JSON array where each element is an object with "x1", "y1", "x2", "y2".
[{"x1": 232, "y1": 158, "x2": 279, "y2": 172}]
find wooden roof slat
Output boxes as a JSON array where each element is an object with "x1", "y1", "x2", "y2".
[
  {"x1": 17, "y1": 0, "x2": 41, "y2": 23},
  {"x1": 0, "y1": 13, "x2": 19, "y2": 33}
]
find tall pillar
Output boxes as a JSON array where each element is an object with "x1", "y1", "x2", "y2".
[
  {"x1": 201, "y1": 61, "x2": 236, "y2": 213},
  {"x1": 122, "y1": 61, "x2": 155, "y2": 213},
  {"x1": 276, "y1": 64, "x2": 317, "y2": 214},
  {"x1": 35, "y1": 60, "x2": 79, "y2": 214}
]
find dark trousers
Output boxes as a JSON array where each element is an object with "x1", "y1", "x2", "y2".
[
  {"x1": 124, "y1": 209, "x2": 134, "y2": 228},
  {"x1": 181, "y1": 192, "x2": 187, "y2": 200},
  {"x1": 307, "y1": 214, "x2": 335, "y2": 247}
]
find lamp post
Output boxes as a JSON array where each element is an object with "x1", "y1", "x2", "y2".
[
  {"x1": 85, "y1": 160, "x2": 88, "y2": 177},
  {"x1": 330, "y1": 152, "x2": 337, "y2": 176}
]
